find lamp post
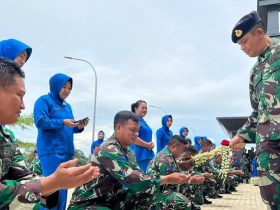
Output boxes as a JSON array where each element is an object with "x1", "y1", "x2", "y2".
[
  {"x1": 149, "y1": 105, "x2": 167, "y2": 114},
  {"x1": 64, "y1": 56, "x2": 97, "y2": 141}
]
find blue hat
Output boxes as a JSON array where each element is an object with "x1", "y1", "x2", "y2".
[{"x1": 231, "y1": 11, "x2": 262, "y2": 43}]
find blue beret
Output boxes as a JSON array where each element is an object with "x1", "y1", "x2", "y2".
[{"x1": 231, "y1": 11, "x2": 262, "y2": 43}]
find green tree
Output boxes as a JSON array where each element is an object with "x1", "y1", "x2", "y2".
[
  {"x1": 16, "y1": 139, "x2": 36, "y2": 166},
  {"x1": 75, "y1": 149, "x2": 90, "y2": 166},
  {"x1": 12, "y1": 114, "x2": 34, "y2": 129}
]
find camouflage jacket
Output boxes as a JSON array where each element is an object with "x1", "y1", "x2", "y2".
[
  {"x1": 147, "y1": 146, "x2": 180, "y2": 175},
  {"x1": 30, "y1": 158, "x2": 42, "y2": 176},
  {"x1": 238, "y1": 38, "x2": 280, "y2": 143},
  {"x1": 240, "y1": 157, "x2": 250, "y2": 173},
  {"x1": 0, "y1": 126, "x2": 51, "y2": 209},
  {"x1": 146, "y1": 146, "x2": 181, "y2": 192},
  {"x1": 69, "y1": 136, "x2": 161, "y2": 207}
]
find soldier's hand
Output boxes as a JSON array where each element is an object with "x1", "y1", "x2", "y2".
[
  {"x1": 40, "y1": 159, "x2": 100, "y2": 195},
  {"x1": 230, "y1": 135, "x2": 245, "y2": 151},
  {"x1": 164, "y1": 173, "x2": 190, "y2": 185},
  {"x1": 190, "y1": 175, "x2": 205, "y2": 185},
  {"x1": 234, "y1": 170, "x2": 244, "y2": 175},
  {"x1": 203, "y1": 172, "x2": 213, "y2": 178}
]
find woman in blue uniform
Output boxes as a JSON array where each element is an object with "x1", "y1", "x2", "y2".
[
  {"x1": 131, "y1": 100, "x2": 154, "y2": 173},
  {"x1": 34, "y1": 73, "x2": 88, "y2": 210},
  {"x1": 0, "y1": 38, "x2": 32, "y2": 67}
]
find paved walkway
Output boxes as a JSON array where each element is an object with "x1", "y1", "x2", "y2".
[
  {"x1": 201, "y1": 183, "x2": 267, "y2": 210},
  {"x1": 67, "y1": 183, "x2": 267, "y2": 210}
]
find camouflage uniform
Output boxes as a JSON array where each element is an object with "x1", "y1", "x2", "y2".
[
  {"x1": 240, "y1": 156, "x2": 250, "y2": 183},
  {"x1": 0, "y1": 126, "x2": 56, "y2": 209},
  {"x1": 237, "y1": 39, "x2": 280, "y2": 208},
  {"x1": 210, "y1": 159, "x2": 225, "y2": 194},
  {"x1": 192, "y1": 158, "x2": 216, "y2": 199},
  {"x1": 30, "y1": 158, "x2": 42, "y2": 176},
  {"x1": 146, "y1": 146, "x2": 191, "y2": 208},
  {"x1": 69, "y1": 137, "x2": 190, "y2": 210}
]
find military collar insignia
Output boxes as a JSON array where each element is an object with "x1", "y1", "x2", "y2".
[{"x1": 235, "y1": 29, "x2": 243, "y2": 38}]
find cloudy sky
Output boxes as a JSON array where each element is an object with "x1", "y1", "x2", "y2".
[{"x1": 1, "y1": 0, "x2": 258, "y2": 155}]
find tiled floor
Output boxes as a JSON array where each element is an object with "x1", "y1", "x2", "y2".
[{"x1": 201, "y1": 183, "x2": 267, "y2": 210}]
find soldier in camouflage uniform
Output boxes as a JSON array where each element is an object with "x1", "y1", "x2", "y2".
[
  {"x1": 69, "y1": 111, "x2": 192, "y2": 210},
  {"x1": 240, "y1": 153, "x2": 250, "y2": 183},
  {"x1": 30, "y1": 150, "x2": 43, "y2": 176},
  {"x1": 0, "y1": 58, "x2": 99, "y2": 209},
  {"x1": 192, "y1": 139, "x2": 217, "y2": 204},
  {"x1": 230, "y1": 11, "x2": 280, "y2": 209},
  {"x1": 147, "y1": 136, "x2": 204, "y2": 210},
  {"x1": 177, "y1": 146, "x2": 204, "y2": 205}
]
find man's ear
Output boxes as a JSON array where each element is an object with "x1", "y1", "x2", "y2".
[
  {"x1": 115, "y1": 124, "x2": 121, "y2": 134},
  {"x1": 255, "y1": 27, "x2": 265, "y2": 38}
]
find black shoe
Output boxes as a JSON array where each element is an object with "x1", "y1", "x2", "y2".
[
  {"x1": 208, "y1": 194, "x2": 217, "y2": 199},
  {"x1": 191, "y1": 203, "x2": 201, "y2": 210},
  {"x1": 225, "y1": 190, "x2": 232, "y2": 194},
  {"x1": 216, "y1": 194, "x2": 223, "y2": 198},
  {"x1": 219, "y1": 189, "x2": 225, "y2": 194},
  {"x1": 204, "y1": 198, "x2": 212, "y2": 204}
]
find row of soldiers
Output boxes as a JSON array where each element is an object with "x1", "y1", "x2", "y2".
[{"x1": 67, "y1": 110, "x2": 244, "y2": 210}]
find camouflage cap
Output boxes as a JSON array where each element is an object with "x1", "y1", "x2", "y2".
[{"x1": 231, "y1": 11, "x2": 262, "y2": 43}]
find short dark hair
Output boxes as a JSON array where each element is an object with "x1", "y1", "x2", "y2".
[
  {"x1": 252, "y1": 22, "x2": 266, "y2": 33},
  {"x1": 185, "y1": 146, "x2": 198, "y2": 155},
  {"x1": 201, "y1": 139, "x2": 212, "y2": 148},
  {"x1": 185, "y1": 138, "x2": 192, "y2": 145},
  {"x1": 131, "y1": 100, "x2": 147, "y2": 112},
  {"x1": 168, "y1": 135, "x2": 186, "y2": 146},
  {"x1": 114, "y1": 110, "x2": 139, "y2": 129},
  {"x1": 0, "y1": 58, "x2": 25, "y2": 88}
]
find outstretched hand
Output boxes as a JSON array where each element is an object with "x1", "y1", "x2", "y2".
[
  {"x1": 40, "y1": 159, "x2": 99, "y2": 195},
  {"x1": 190, "y1": 175, "x2": 205, "y2": 185},
  {"x1": 167, "y1": 173, "x2": 191, "y2": 185}
]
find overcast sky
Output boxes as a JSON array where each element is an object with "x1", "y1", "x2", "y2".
[{"x1": 1, "y1": 0, "x2": 258, "y2": 155}]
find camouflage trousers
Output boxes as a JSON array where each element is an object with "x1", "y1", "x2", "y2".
[
  {"x1": 192, "y1": 184, "x2": 204, "y2": 205},
  {"x1": 68, "y1": 190, "x2": 191, "y2": 210},
  {"x1": 178, "y1": 184, "x2": 195, "y2": 202},
  {"x1": 203, "y1": 177, "x2": 216, "y2": 197},
  {"x1": 257, "y1": 141, "x2": 280, "y2": 210}
]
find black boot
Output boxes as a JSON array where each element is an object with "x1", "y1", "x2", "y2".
[
  {"x1": 208, "y1": 194, "x2": 217, "y2": 199},
  {"x1": 204, "y1": 198, "x2": 212, "y2": 204},
  {"x1": 191, "y1": 203, "x2": 201, "y2": 210},
  {"x1": 225, "y1": 189, "x2": 232, "y2": 194}
]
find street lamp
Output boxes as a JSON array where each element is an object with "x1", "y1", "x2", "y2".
[
  {"x1": 64, "y1": 56, "x2": 97, "y2": 141},
  {"x1": 149, "y1": 105, "x2": 167, "y2": 114}
]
